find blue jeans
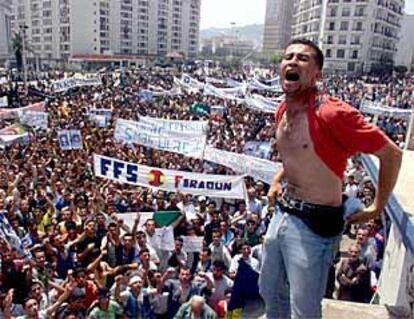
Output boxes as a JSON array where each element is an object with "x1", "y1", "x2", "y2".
[{"x1": 259, "y1": 210, "x2": 341, "y2": 319}]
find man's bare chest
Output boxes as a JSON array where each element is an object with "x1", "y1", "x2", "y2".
[{"x1": 276, "y1": 112, "x2": 313, "y2": 152}]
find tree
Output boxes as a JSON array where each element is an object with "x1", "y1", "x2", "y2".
[
  {"x1": 12, "y1": 33, "x2": 23, "y2": 71},
  {"x1": 394, "y1": 65, "x2": 408, "y2": 74},
  {"x1": 270, "y1": 52, "x2": 283, "y2": 65}
]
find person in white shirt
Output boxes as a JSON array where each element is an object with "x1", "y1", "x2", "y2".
[
  {"x1": 229, "y1": 242, "x2": 260, "y2": 279},
  {"x1": 208, "y1": 230, "x2": 231, "y2": 270}
]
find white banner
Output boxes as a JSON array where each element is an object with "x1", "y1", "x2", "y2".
[
  {"x1": 244, "y1": 94, "x2": 279, "y2": 113},
  {"x1": 203, "y1": 84, "x2": 244, "y2": 102},
  {"x1": 58, "y1": 130, "x2": 83, "y2": 150},
  {"x1": 0, "y1": 101, "x2": 45, "y2": 120},
  {"x1": 52, "y1": 77, "x2": 102, "y2": 93},
  {"x1": 227, "y1": 78, "x2": 243, "y2": 88},
  {"x1": 116, "y1": 212, "x2": 154, "y2": 231},
  {"x1": 94, "y1": 154, "x2": 246, "y2": 199},
  {"x1": 19, "y1": 111, "x2": 48, "y2": 129},
  {"x1": 182, "y1": 236, "x2": 204, "y2": 252},
  {"x1": 89, "y1": 108, "x2": 112, "y2": 128},
  {"x1": 147, "y1": 86, "x2": 182, "y2": 97},
  {"x1": 204, "y1": 146, "x2": 280, "y2": 184},
  {"x1": 154, "y1": 227, "x2": 175, "y2": 251},
  {"x1": 360, "y1": 99, "x2": 412, "y2": 118},
  {"x1": 248, "y1": 78, "x2": 282, "y2": 92},
  {"x1": 173, "y1": 77, "x2": 200, "y2": 93},
  {"x1": 206, "y1": 77, "x2": 226, "y2": 85},
  {"x1": 0, "y1": 96, "x2": 8, "y2": 107},
  {"x1": 114, "y1": 118, "x2": 207, "y2": 158},
  {"x1": 181, "y1": 74, "x2": 205, "y2": 89},
  {"x1": 139, "y1": 116, "x2": 208, "y2": 135}
]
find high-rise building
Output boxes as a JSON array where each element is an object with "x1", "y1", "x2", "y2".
[
  {"x1": 395, "y1": 14, "x2": 414, "y2": 70},
  {"x1": 0, "y1": 0, "x2": 12, "y2": 65},
  {"x1": 291, "y1": 0, "x2": 404, "y2": 73},
  {"x1": 10, "y1": 0, "x2": 201, "y2": 67},
  {"x1": 263, "y1": 0, "x2": 294, "y2": 54}
]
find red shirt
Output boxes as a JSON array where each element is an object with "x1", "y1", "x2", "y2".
[{"x1": 275, "y1": 93, "x2": 388, "y2": 179}]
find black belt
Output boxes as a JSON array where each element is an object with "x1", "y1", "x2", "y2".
[
  {"x1": 278, "y1": 194, "x2": 343, "y2": 216},
  {"x1": 277, "y1": 194, "x2": 344, "y2": 237}
]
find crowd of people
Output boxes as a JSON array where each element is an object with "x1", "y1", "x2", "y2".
[{"x1": 0, "y1": 65, "x2": 412, "y2": 319}]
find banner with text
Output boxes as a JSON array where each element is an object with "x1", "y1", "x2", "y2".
[
  {"x1": 19, "y1": 111, "x2": 48, "y2": 129},
  {"x1": 139, "y1": 116, "x2": 208, "y2": 135},
  {"x1": 52, "y1": 77, "x2": 102, "y2": 93},
  {"x1": 359, "y1": 99, "x2": 412, "y2": 118},
  {"x1": 244, "y1": 94, "x2": 278, "y2": 114},
  {"x1": 204, "y1": 146, "x2": 281, "y2": 184},
  {"x1": 114, "y1": 118, "x2": 207, "y2": 158},
  {"x1": 0, "y1": 101, "x2": 45, "y2": 120},
  {"x1": 93, "y1": 154, "x2": 246, "y2": 199}
]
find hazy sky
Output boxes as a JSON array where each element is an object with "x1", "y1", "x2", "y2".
[{"x1": 200, "y1": 0, "x2": 414, "y2": 30}]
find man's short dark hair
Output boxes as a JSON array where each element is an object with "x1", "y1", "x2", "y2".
[
  {"x1": 286, "y1": 38, "x2": 324, "y2": 70},
  {"x1": 213, "y1": 260, "x2": 226, "y2": 271}
]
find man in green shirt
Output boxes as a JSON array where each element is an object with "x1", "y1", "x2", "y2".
[{"x1": 88, "y1": 288, "x2": 123, "y2": 319}]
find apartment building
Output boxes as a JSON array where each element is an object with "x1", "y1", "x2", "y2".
[
  {"x1": 395, "y1": 14, "x2": 414, "y2": 70},
  {"x1": 0, "y1": 0, "x2": 12, "y2": 65},
  {"x1": 291, "y1": 0, "x2": 404, "y2": 73},
  {"x1": 11, "y1": 0, "x2": 201, "y2": 67},
  {"x1": 263, "y1": 0, "x2": 295, "y2": 54}
]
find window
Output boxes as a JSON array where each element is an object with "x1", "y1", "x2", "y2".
[
  {"x1": 328, "y1": 22, "x2": 335, "y2": 30},
  {"x1": 329, "y1": 7, "x2": 337, "y2": 16},
  {"x1": 347, "y1": 62, "x2": 355, "y2": 72},
  {"x1": 351, "y1": 50, "x2": 358, "y2": 59},
  {"x1": 337, "y1": 49, "x2": 345, "y2": 58},
  {"x1": 326, "y1": 49, "x2": 332, "y2": 57},
  {"x1": 327, "y1": 35, "x2": 334, "y2": 44},
  {"x1": 340, "y1": 21, "x2": 349, "y2": 31},
  {"x1": 351, "y1": 35, "x2": 360, "y2": 44},
  {"x1": 338, "y1": 35, "x2": 347, "y2": 44},
  {"x1": 355, "y1": 21, "x2": 363, "y2": 31},
  {"x1": 342, "y1": 7, "x2": 351, "y2": 17},
  {"x1": 355, "y1": 6, "x2": 365, "y2": 16}
]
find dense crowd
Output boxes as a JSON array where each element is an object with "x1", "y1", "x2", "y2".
[{"x1": 0, "y1": 66, "x2": 412, "y2": 319}]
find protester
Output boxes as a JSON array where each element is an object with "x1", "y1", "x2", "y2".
[{"x1": 259, "y1": 39, "x2": 402, "y2": 319}]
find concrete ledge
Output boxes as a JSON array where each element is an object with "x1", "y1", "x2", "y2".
[
  {"x1": 322, "y1": 299, "x2": 411, "y2": 319},
  {"x1": 243, "y1": 299, "x2": 411, "y2": 319}
]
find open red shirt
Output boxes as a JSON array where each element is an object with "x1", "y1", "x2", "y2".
[{"x1": 275, "y1": 93, "x2": 388, "y2": 179}]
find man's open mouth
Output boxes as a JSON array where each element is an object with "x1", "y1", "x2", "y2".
[{"x1": 285, "y1": 70, "x2": 300, "y2": 81}]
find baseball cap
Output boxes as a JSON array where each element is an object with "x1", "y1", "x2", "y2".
[{"x1": 198, "y1": 196, "x2": 206, "y2": 202}]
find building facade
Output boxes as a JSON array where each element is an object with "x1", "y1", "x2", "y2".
[
  {"x1": 395, "y1": 14, "x2": 414, "y2": 70},
  {"x1": 291, "y1": 0, "x2": 404, "y2": 73},
  {"x1": 201, "y1": 35, "x2": 255, "y2": 58},
  {"x1": 0, "y1": 0, "x2": 12, "y2": 65},
  {"x1": 262, "y1": 0, "x2": 294, "y2": 54},
  {"x1": 10, "y1": 0, "x2": 200, "y2": 67}
]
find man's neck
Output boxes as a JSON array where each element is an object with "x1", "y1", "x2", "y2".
[{"x1": 285, "y1": 88, "x2": 316, "y2": 113}]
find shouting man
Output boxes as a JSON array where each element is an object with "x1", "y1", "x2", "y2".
[{"x1": 259, "y1": 39, "x2": 402, "y2": 319}]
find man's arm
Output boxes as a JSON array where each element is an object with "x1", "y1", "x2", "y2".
[
  {"x1": 267, "y1": 167, "x2": 284, "y2": 206},
  {"x1": 348, "y1": 142, "x2": 402, "y2": 224}
]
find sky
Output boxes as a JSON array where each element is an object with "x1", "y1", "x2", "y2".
[
  {"x1": 200, "y1": 0, "x2": 414, "y2": 30},
  {"x1": 200, "y1": 0, "x2": 266, "y2": 29}
]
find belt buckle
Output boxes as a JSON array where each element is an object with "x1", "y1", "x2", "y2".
[{"x1": 291, "y1": 199, "x2": 305, "y2": 211}]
